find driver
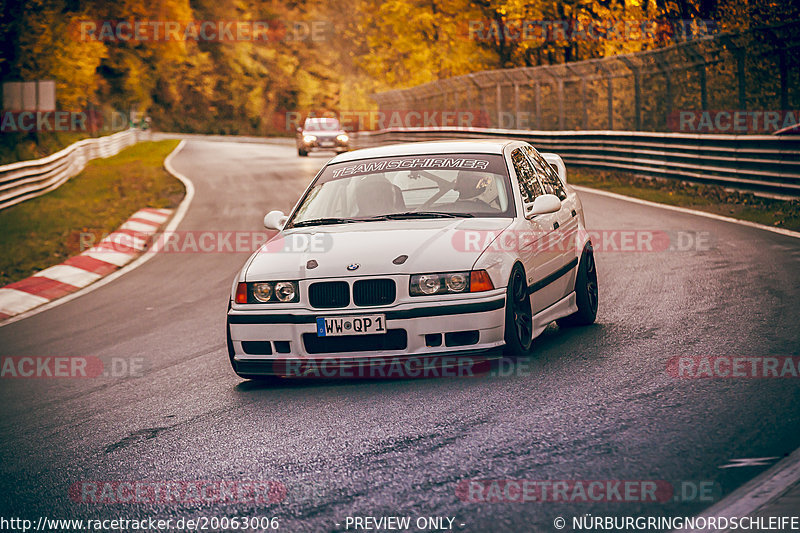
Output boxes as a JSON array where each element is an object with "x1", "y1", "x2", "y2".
[
  {"x1": 453, "y1": 171, "x2": 493, "y2": 209},
  {"x1": 354, "y1": 175, "x2": 405, "y2": 216}
]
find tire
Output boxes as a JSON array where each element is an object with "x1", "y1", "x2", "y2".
[
  {"x1": 298, "y1": 149, "x2": 308, "y2": 157},
  {"x1": 557, "y1": 245, "x2": 598, "y2": 328},
  {"x1": 503, "y1": 264, "x2": 533, "y2": 355}
]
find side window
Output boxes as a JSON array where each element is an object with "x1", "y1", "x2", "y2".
[
  {"x1": 525, "y1": 146, "x2": 567, "y2": 200},
  {"x1": 510, "y1": 148, "x2": 543, "y2": 205}
]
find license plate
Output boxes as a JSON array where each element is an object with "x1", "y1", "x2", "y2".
[
  {"x1": 316, "y1": 315, "x2": 386, "y2": 337},
  {"x1": 320, "y1": 141, "x2": 334, "y2": 147}
]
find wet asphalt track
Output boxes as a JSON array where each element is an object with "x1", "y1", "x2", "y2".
[{"x1": 1, "y1": 140, "x2": 799, "y2": 532}]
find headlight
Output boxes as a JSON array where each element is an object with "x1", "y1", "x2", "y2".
[
  {"x1": 445, "y1": 272, "x2": 468, "y2": 292},
  {"x1": 410, "y1": 271, "x2": 493, "y2": 296},
  {"x1": 409, "y1": 270, "x2": 494, "y2": 296},
  {"x1": 252, "y1": 282, "x2": 273, "y2": 302},
  {"x1": 236, "y1": 281, "x2": 299, "y2": 303},
  {"x1": 414, "y1": 274, "x2": 443, "y2": 295},
  {"x1": 336, "y1": 134, "x2": 349, "y2": 143},
  {"x1": 303, "y1": 135, "x2": 317, "y2": 143},
  {"x1": 274, "y1": 281, "x2": 297, "y2": 302}
]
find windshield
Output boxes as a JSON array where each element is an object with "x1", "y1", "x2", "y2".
[
  {"x1": 303, "y1": 118, "x2": 341, "y2": 131},
  {"x1": 287, "y1": 154, "x2": 514, "y2": 227}
]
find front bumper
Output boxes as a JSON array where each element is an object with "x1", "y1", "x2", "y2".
[
  {"x1": 227, "y1": 291, "x2": 506, "y2": 372},
  {"x1": 299, "y1": 138, "x2": 348, "y2": 152}
]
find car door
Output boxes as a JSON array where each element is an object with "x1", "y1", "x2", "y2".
[
  {"x1": 524, "y1": 146, "x2": 578, "y2": 304},
  {"x1": 509, "y1": 148, "x2": 562, "y2": 314}
]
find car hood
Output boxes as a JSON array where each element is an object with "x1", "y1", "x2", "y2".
[{"x1": 244, "y1": 218, "x2": 513, "y2": 281}]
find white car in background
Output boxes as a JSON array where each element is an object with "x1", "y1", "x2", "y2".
[{"x1": 226, "y1": 140, "x2": 597, "y2": 379}]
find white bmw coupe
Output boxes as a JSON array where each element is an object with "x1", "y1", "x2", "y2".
[{"x1": 227, "y1": 140, "x2": 597, "y2": 379}]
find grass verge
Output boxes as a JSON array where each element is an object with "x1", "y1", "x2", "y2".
[
  {"x1": 568, "y1": 167, "x2": 800, "y2": 232},
  {"x1": 0, "y1": 140, "x2": 183, "y2": 285}
]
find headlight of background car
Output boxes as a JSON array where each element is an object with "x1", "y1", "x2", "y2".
[
  {"x1": 336, "y1": 134, "x2": 349, "y2": 143},
  {"x1": 409, "y1": 270, "x2": 494, "y2": 296},
  {"x1": 303, "y1": 135, "x2": 317, "y2": 144},
  {"x1": 235, "y1": 281, "x2": 299, "y2": 303}
]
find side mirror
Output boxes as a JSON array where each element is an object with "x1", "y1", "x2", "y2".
[
  {"x1": 296, "y1": 127, "x2": 302, "y2": 133},
  {"x1": 527, "y1": 194, "x2": 562, "y2": 216},
  {"x1": 264, "y1": 210, "x2": 288, "y2": 230}
]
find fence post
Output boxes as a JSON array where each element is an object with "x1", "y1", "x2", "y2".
[
  {"x1": 605, "y1": 66, "x2": 614, "y2": 130},
  {"x1": 736, "y1": 48, "x2": 747, "y2": 110},
  {"x1": 779, "y1": 49, "x2": 788, "y2": 111},
  {"x1": 656, "y1": 56, "x2": 673, "y2": 131},
  {"x1": 581, "y1": 77, "x2": 588, "y2": 130},
  {"x1": 496, "y1": 83, "x2": 502, "y2": 129},
  {"x1": 700, "y1": 65, "x2": 708, "y2": 110},
  {"x1": 619, "y1": 56, "x2": 642, "y2": 130}
]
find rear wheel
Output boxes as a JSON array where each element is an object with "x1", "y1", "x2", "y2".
[
  {"x1": 503, "y1": 264, "x2": 533, "y2": 355},
  {"x1": 557, "y1": 245, "x2": 598, "y2": 328},
  {"x1": 298, "y1": 148, "x2": 308, "y2": 157}
]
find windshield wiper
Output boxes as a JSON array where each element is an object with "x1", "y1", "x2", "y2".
[
  {"x1": 382, "y1": 211, "x2": 474, "y2": 219},
  {"x1": 292, "y1": 212, "x2": 475, "y2": 227},
  {"x1": 291, "y1": 217, "x2": 358, "y2": 228}
]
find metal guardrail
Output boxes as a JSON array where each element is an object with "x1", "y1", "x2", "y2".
[
  {"x1": 352, "y1": 127, "x2": 800, "y2": 197},
  {"x1": 0, "y1": 129, "x2": 148, "y2": 211}
]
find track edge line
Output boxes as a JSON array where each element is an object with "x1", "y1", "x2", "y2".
[{"x1": 673, "y1": 446, "x2": 800, "y2": 532}]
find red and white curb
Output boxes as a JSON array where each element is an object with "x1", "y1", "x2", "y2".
[{"x1": 0, "y1": 208, "x2": 173, "y2": 320}]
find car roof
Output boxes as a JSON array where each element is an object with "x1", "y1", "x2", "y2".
[{"x1": 329, "y1": 139, "x2": 516, "y2": 163}]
